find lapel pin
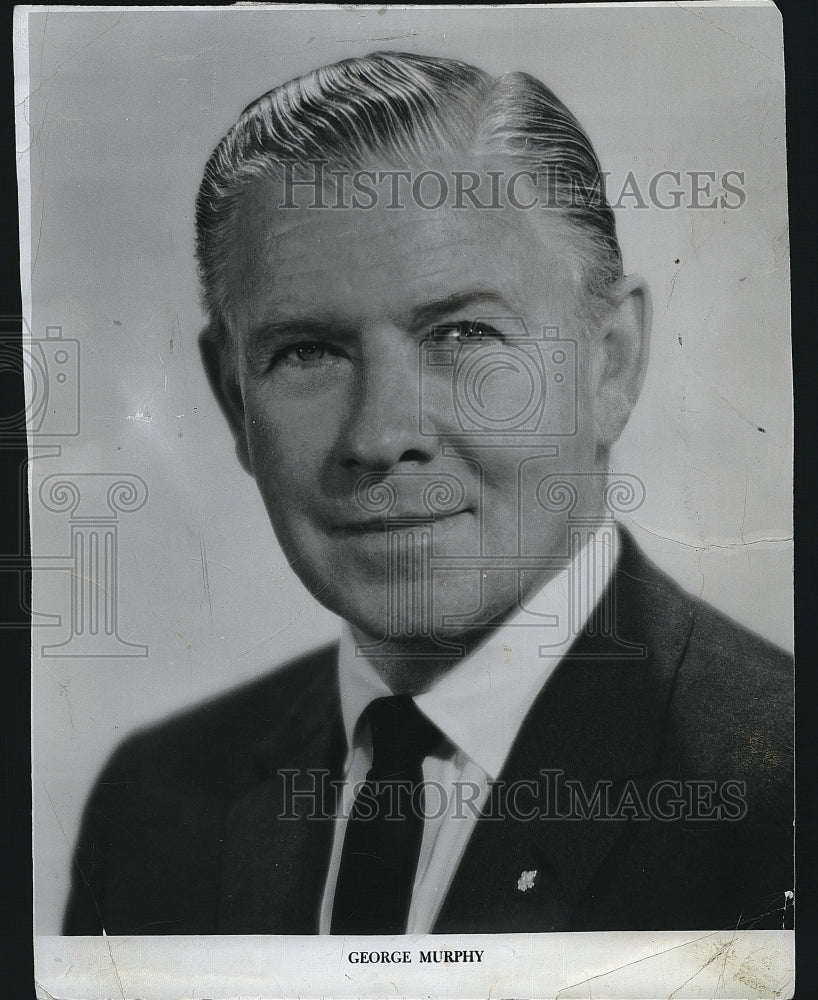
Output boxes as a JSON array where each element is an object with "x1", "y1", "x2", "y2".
[{"x1": 517, "y1": 869, "x2": 538, "y2": 893}]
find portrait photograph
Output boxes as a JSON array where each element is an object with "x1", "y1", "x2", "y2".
[{"x1": 17, "y1": 4, "x2": 794, "y2": 998}]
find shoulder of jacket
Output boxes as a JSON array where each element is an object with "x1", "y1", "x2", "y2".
[{"x1": 102, "y1": 641, "x2": 340, "y2": 779}]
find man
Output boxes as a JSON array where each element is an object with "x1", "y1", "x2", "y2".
[{"x1": 64, "y1": 51, "x2": 792, "y2": 935}]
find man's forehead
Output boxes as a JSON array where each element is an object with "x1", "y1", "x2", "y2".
[
  {"x1": 238, "y1": 170, "x2": 547, "y2": 236},
  {"x1": 228, "y1": 172, "x2": 579, "y2": 328}
]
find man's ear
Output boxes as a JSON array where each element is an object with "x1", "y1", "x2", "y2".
[
  {"x1": 198, "y1": 320, "x2": 253, "y2": 475},
  {"x1": 588, "y1": 274, "x2": 652, "y2": 458}
]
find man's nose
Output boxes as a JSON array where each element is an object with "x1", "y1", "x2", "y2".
[{"x1": 337, "y1": 335, "x2": 434, "y2": 471}]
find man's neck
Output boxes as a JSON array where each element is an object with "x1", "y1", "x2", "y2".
[{"x1": 348, "y1": 625, "x2": 497, "y2": 695}]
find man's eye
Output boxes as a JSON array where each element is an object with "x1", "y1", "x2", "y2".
[
  {"x1": 432, "y1": 320, "x2": 505, "y2": 342},
  {"x1": 272, "y1": 342, "x2": 334, "y2": 366},
  {"x1": 462, "y1": 321, "x2": 504, "y2": 341}
]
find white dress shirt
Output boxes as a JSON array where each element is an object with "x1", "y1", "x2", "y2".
[{"x1": 319, "y1": 528, "x2": 618, "y2": 934}]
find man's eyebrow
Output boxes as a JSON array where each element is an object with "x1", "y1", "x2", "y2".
[
  {"x1": 410, "y1": 291, "x2": 514, "y2": 329},
  {"x1": 247, "y1": 316, "x2": 349, "y2": 343},
  {"x1": 246, "y1": 291, "x2": 514, "y2": 343}
]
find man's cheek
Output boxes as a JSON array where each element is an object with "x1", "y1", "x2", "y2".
[
  {"x1": 268, "y1": 412, "x2": 340, "y2": 463},
  {"x1": 245, "y1": 410, "x2": 312, "y2": 466},
  {"x1": 246, "y1": 438, "x2": 310, "y2": 519}
]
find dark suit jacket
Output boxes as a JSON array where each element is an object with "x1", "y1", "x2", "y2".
[{"x1": 63, "y1": 532, "x2": 793, "y2": 934}]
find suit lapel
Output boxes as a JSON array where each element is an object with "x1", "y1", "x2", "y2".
[
  {"x1": 217, "y1": 650, "x2": 346, "y2": 933},
  {"x1": 434, "y1": 533, "x2": 696, "y2": 932}
]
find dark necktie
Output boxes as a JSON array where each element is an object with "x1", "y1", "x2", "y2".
[{"x1": 330, "y1": 695, "x2": 444, "y2": 934}]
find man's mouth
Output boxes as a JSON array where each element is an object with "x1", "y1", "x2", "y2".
[{"x1": 329, "y1": 508, "x2": 474, "y2": 534}]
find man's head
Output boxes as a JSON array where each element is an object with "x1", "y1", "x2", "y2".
[
  {"x1": 197, "y1": 52, "x2": 625, "y2": 338},
  {"x1": 195, "y1": 52, "x2": 651, "y2": 653}
]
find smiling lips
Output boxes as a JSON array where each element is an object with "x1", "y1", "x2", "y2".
[{"x1": 331, "y1": 509, "x2": 473, "y2": 533}]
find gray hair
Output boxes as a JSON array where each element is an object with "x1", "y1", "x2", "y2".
[{"x1": 195, "y1": 51, "x2": 622, "y2": 336}]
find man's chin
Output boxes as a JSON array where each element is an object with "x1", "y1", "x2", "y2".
[{"x1": 334, "y1": 574, "x2": 504, "y2": 654}]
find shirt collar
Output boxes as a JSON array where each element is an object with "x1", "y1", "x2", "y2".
[{"x1": 337, "y1": 528, "x2": 619, "y2": 780}]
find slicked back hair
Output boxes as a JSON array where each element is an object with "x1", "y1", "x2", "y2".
[{"x1": 195, "y1": 51, "x2": 622, "y2": 337}]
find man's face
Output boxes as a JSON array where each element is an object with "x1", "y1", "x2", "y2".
[{"x1": 219, "y1": 174, "x2": 613, "y2": 646}]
